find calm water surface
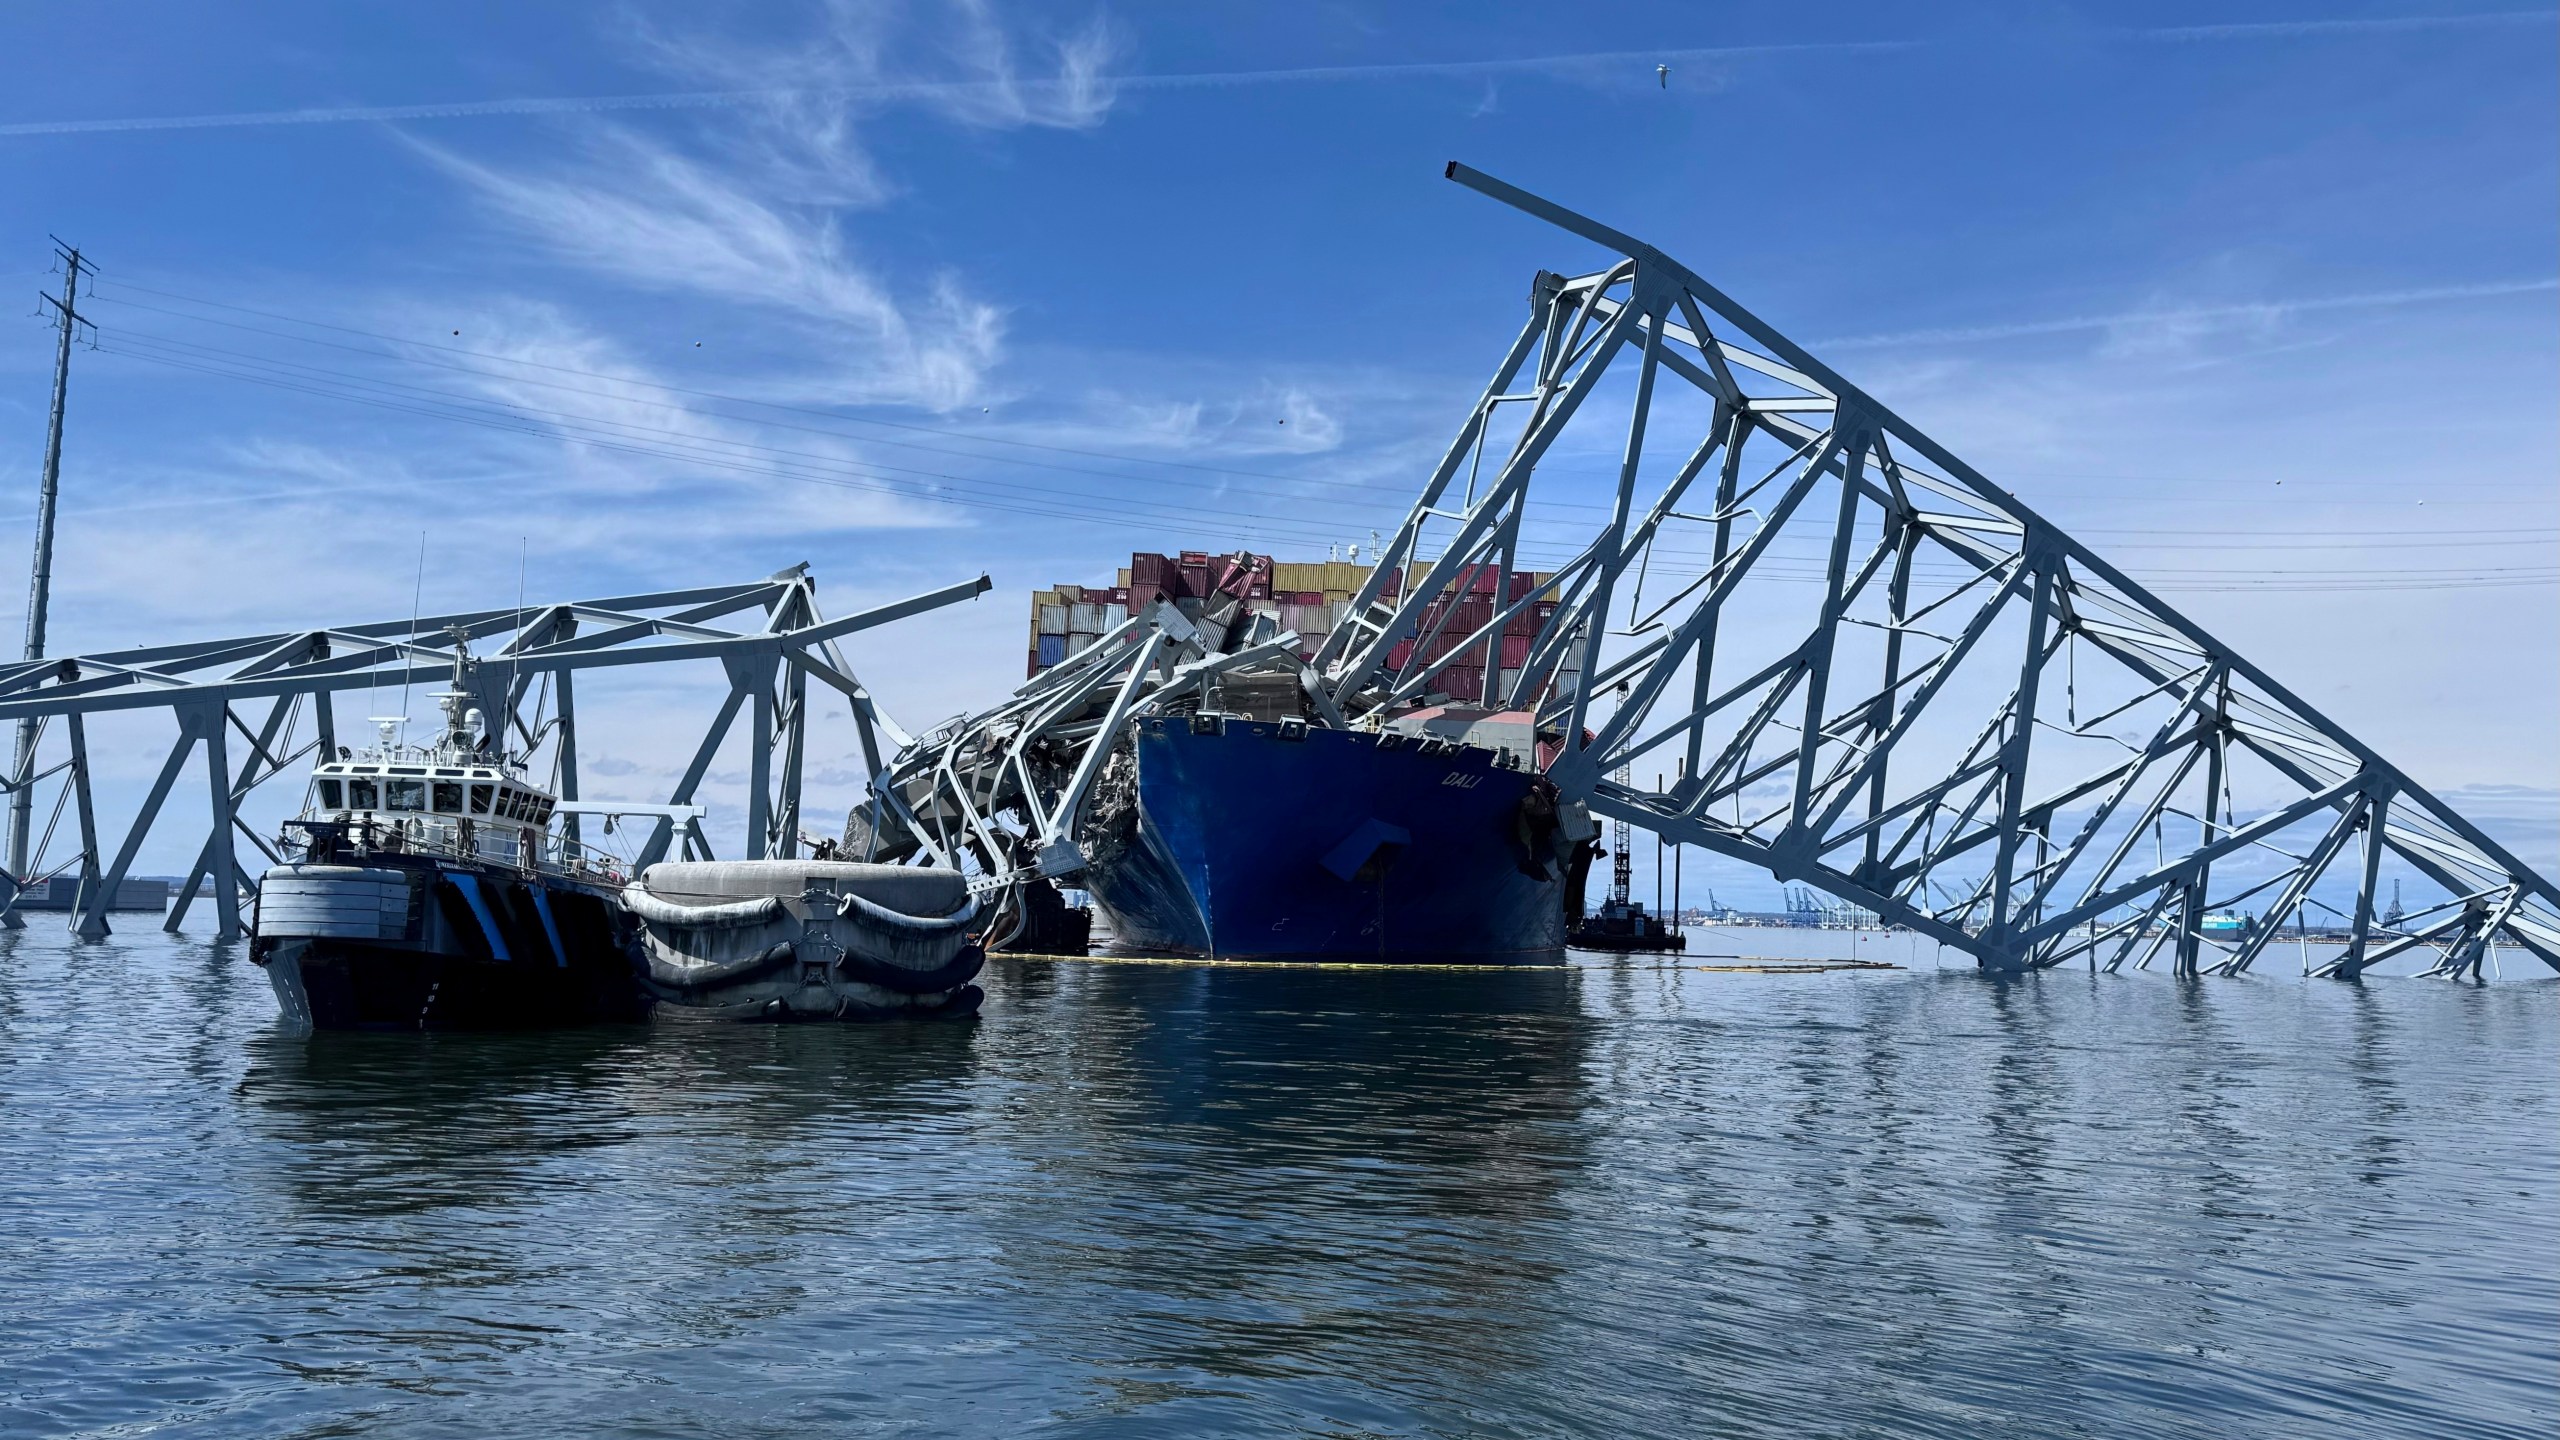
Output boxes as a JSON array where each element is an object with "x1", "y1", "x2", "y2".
[{"x1": 1, "y1": 925, "x2": 2552, "y2": 1437}]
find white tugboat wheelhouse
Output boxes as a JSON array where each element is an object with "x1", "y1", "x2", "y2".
[{"x1": 291, "y1": 632, "x2": 588, "y2": 878}]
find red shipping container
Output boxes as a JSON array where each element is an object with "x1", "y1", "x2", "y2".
[
  {"x1": 1387, "y1": 640, "x2": 1416, "y2": 669},
  {"x1": 1440, "y1": 666, "x2": 1485, "y2": 702},
  {"x1": 1179, "y1": 550, "x2": 1211, "y2": 567},
  {"x1": 1468, "y1": 568, "x2": 1499, "y2": 596},
  {"x1": 1179, "y1": 565, "x2": 1209, "y2": 598},
  {"x1": 1501, "y1": 634, "x2": 1530, "y2": 668},
  {"x1": 1131, "y1": 552, "x2": 1171, "y2": 587}
]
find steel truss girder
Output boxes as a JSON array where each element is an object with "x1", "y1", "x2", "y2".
[
  {"x1": 0, "y1": 565, "x2": 985, "y2": 937},
  {"x1": 1316, "y1": 164, "x2": 2556, "y2": 977}
]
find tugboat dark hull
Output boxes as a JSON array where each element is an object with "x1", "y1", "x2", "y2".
[
  {"x1": 263, "y1": 936, "x2": 648, "y2": 1030},
  {"x1": 252, "y1": 861, "x2": 646, "y2": 1031}
]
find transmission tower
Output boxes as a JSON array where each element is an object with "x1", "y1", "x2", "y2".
[{"x1": 8, "y1": 242, "x2": 91, "y2": 895}]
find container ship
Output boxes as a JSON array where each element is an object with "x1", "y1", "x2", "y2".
[{"x1": 1013, "y1": 550, "x2": 1600, "y2": 961}]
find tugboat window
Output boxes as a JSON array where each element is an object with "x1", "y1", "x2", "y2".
[
  {"x1": 315, "y1": 779, "x2": 343, "y2": 809},
  {"x1": 433, "y1": 781, "x2": 464, "y2": 812},
  {"x1": 385, "y1": 779, "x2": 428, "y2": 812},
  {"x1": 347, "y1": 778, "x2": 378, "y2": 808},
  {"x1": 469, "y1": 784, "x2": 493, "y2": 814}
]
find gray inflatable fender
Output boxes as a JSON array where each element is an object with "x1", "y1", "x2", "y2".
[
  {"x1": 837, "y1": 887, "x2": 980, "y2": 936},
  {"x1": 619, "y1": 882, "x2": 784, "y2": 929},
  {"x1": 644, "y1": 940, "x2": 798, "y2": 990}
]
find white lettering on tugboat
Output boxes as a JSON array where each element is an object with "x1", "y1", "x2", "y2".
[{"x1": 1440, "y1": 772, "x2": 1481, "y2": 789}]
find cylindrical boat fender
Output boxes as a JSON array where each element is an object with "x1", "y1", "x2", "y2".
[
  {"x1": 619, "y1": 883, "x2": 784, "y2": 929},
  {"x1": 837, "y1": 888, "x2": 980, "y2": 936},
  {"x1": 835, "y1": 943, "x2": 985, "y2": 995},
  {"x1": 643, "y1": 940, "x2": 798, "y2": 989}
]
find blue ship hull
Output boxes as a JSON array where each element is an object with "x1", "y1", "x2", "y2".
[{"x1": 1081, "y1": 717, "x2": 1569, "y2": 962}]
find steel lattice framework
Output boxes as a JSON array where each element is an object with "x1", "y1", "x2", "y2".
[
  {"x1": 0, "y1": 566, "x2": 983, "y2": 940},
  {"x1": 862, "y1": 165, "x2": 2558, "y2": 980},
  {"x1": 1307, "y1": 164, "x2": 2553, "y2": 977}
]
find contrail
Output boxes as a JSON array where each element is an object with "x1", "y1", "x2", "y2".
[
  {"x1": 1819, "y1": 277, "x2": 2560, "y2": 350},
  {"x1": 2139, "y1": 11, "x2": 2555, "y2": 40},
  {"x1": 1, "y1": 13, "x2": 2548, "y2": 138},
  {"x1": 0, "y1": 41, "x2": 1916, "y2": 138}
]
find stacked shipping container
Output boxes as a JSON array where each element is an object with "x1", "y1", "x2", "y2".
[{"x1": 1027, "y1": 551, "x2": 1582, "y2": 706}]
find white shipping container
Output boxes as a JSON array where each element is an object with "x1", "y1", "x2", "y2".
[
  {"x1": 1068, "y1": 602, "x2": 1109, "y2": 632},
  {"x1": 1037, "y1": 604, "x2": 1068, "y2": 635},
  {"x1": 1066, "y1": 631, "x2": 1100, "y2": 655}
]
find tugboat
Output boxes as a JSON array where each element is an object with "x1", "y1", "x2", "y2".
[
  {"x1": 1564, "y1": 800, "x2": 1686, "y2": 953},
  {"x1": 249, "y1": 640, "x2": 644, "y2": 1031},
  {"x1": 252, "y1": 634, "x2": 990, "y2": 1031}
]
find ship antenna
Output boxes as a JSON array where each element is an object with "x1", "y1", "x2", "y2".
[
  {"x1": 394, "y1": 529, "x2": 425, "y2": 752},
  {"x1": 507, "y1": 537, "x2": 526, "y2": 762}
]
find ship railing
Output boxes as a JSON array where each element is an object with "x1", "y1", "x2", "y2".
[{"x1": 280, "y1": 816, "x2": 630, "y2": 888}]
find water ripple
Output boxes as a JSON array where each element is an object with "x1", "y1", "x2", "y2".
[{"x1": 0, "y1": 930, "x2": 2551, "y2": 1438}]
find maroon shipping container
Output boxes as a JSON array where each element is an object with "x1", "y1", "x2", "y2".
[
  {"x1": 1179, "y1": 550, "x2": 1211, "y2": 567},
  {"x1": 1179, "y1": 565, "x2": 1209, "y2": 598},
  {"x1": 1440, "y1": 666, "x2": 1485, "y2": 702},
  {"x1": 1467, "y1": 568, "x2": 1499, "y2": 595},
  {"x1": 1131, "y1": 552, "x2": 1171, "y2": 588},
  {"x1": 1387, "y1": 639, "x2": 1416, "y2": 669},
  {"x1": 1501, "y1": 634, "x2": 1531, "y2": 668}
]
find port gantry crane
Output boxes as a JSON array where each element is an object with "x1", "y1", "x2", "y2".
[{"x1": 860, "y1": 165, "x2": 2557, "y2": 979}]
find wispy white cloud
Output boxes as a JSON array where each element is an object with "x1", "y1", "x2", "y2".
[
  {"x1": 405, "y1": 134, "x2": 997, "y2": 412},
  {"x1": 406, "y1": 1, "x2": 1121, "y2": 413}
]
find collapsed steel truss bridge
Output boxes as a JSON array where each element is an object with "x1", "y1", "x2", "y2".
[
  {"x1": 857, "y1": 165, "x2": 2556, "y2": 979},
  {"x1": 0, "y1": 567, "x2": 982, "y2": 939}
]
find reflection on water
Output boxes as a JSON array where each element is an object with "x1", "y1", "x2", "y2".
[{"x1": 0, "y1": 928, "x2": 2552, "y2": 1439}]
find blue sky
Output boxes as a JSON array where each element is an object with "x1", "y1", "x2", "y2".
[{"x1": 0, "y1": 1, "x2": 2550, "y2": 885}]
